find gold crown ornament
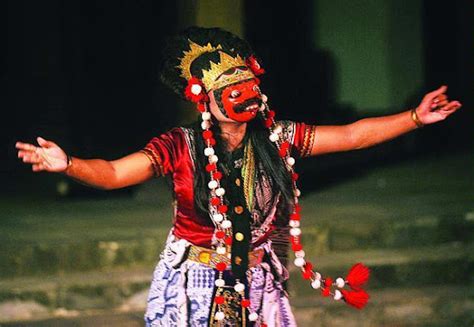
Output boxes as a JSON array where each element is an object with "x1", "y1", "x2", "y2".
[{"x1": 177, "y1": 40, "x2": 255, "y2": 92}]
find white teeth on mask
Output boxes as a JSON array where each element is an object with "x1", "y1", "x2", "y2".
[{"x1": 244, "y1": 103, "x2": 259, "y2": 111}]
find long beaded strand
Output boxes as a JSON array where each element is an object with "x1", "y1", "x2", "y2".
[{"x1": 190, "y1": 75, "x2": 370, "y2": 324}]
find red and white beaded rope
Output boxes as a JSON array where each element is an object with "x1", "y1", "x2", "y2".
[
  {"x1": 200, "y1": 106, "x2": 259, "y2": 322},
  {"x1": 257, "y1": 88, "x2": 370, "y2": 309},
  {"x1": 188, "y1": 73, "x2": 370, "y2": 323}
]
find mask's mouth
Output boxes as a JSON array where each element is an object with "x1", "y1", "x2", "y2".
[{"x1": 233, "y1": 98, "x2": 262, "y2": 114}]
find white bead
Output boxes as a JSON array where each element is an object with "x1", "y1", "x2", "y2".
[
  {"x1": 201, "y1": 111, "x2": 211, "y2": 121},
  {"x1": 334, "y1": 289, "x2": 343, "y2": 300},
  {"x1": 213, "y1": 213, "x2": 224, "y2": 223},
  {"x1": 261, "y1": 94, "x2": 268, "y2": 103},
  {"x1": 289, "y1": 220, "x2": 300, "y2": 228},
  {"x1": 191, "y1": 84, "x2": 202, "y2": 95},
  {"x1": 295, "y1": 250, "x2": 305, "y2": 258},
  {"x1": 215, "y1": 278, "x2": 225, "y2": 287},
  {"x1": 201, "y1": 120, "x2": 211, "y2": 130},
  {"x1": 336, "y1": 277, "x2": 345, "y2": 288},
  {"x1": 209, "y1": 155, "x2": 219, "y2": 163},
  {"x1": 216, "y1": 246, "x2": 226, "y2": 255},
  {"x1": 273, "y1": 125, "x2": 282, "y2": 134},
  {"x1": 249, "y1": 312, "x2": 259, "y2": 321},
  {"x1": 295, "y1": 189, "x2": 301, "y2": 197},
  {"x1": 294, "y1": 257, "x2": 306, "y2": 267},
  {"x1": 311, "y1": 279, "x2": 321, "y2": 289},
  {"x1": 214, "y1": 311, "x2": 225, "y2": 321},
  {"x1": 234, "y1": 283, "x2": 245, "y2": 292},
  {"x1": 269, "y1": 133, "x2": 279, "y2": 142},
  {"x1": 208, "y1": 180, "x2": 218, "y2": 189},
  {"x1": 314, "y1": 272, "x2": 322, "y2": 280},
  {"x1": 259, "y1": 103, "x2": 266, "y2": 112},
  {"x1": 286, "y1": 157, "x2": 295, "y2": 166},
  {"x1": 215, "y1": 187, "x2": 225, "y2": 197},
  {"x1": 221, "y1": 220, "x2": 232, "y2": 229},
  {"x1": 290, "y1": 227, "x2": 301, "y2": 236},
  {"x1": 204, "y1": 147, "x2": 215, "y2": 157}
]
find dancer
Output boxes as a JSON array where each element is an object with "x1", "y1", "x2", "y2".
[{"x1": 16, "y1": 27, "x2": 461, "y2": 326}]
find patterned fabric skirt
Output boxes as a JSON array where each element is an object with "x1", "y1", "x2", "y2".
[{"x1": 144, "y1": 231, "x2": 297, "y2": 326}]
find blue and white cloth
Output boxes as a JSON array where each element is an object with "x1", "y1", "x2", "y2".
[{"x1": 145, "y1": 231, "x2": 297, "y2": 326}]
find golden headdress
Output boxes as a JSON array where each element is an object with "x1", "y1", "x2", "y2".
[
  {"x1": 176, "y1": 40, "x2": 255, "y2": 91},
  {"x1": 160, "y1": 27, "x2": 263, "y2": 101}
]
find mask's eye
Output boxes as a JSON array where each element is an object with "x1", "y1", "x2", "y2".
[{"x1": 230, "y1": 90, "x2": 241, "y2": 98}]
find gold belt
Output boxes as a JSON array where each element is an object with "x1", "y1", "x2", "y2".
[{"x1": 187, "y1": 244, "x2": 265, "y2": 269}]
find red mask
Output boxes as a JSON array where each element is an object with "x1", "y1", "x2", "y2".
[{"x1": 216, "y1": 79, "x2": 261, "y2": 123}]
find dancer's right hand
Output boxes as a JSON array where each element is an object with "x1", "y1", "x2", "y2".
[{"x1": 16, "y1": 137, "x2": 68, "y2": 172}]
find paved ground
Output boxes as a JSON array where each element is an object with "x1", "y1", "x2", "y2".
[{"x1": 0, "y1": 151, "x2": 472, "y2": 326}]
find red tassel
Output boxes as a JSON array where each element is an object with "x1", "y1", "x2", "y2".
[
  {"x1": 341, "y1": 289, "x2": 369, "y2": 309},
  {"x1": 346, "y1": 263, "x2": 370, "y2": 290}
]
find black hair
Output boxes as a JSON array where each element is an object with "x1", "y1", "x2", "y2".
[{"x1": 191, "y1": 117, "x2": 294, "y2": 226}]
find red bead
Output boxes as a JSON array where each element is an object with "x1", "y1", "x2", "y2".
[
  {"x1": 241, "y1": 299, "x2": 251, "y2": 308},
  {"x1": 304, "y1": 262, "x2": 313, "y2": 272},
  {"x1": 295, "y1": 204, "x2": 302, "y2": 213},
  {"x1": 290, "y1": 236, "x2": 300, "y2": 245},
  {"x1": 213, "y1": 171, "x2": 223, "y2": 180},
  {"x1": 321, "y1": 287, "x2": 331, "y2": 297},
  {"x1": 302, "y1": 270, "x2": 312, "y2": 280},
  {"x1": 325, "y1": 277, "x2": 333, "y2": 288},
  {"x1": 225, "y1": 236, "x2": 233, "y2": 245},
  {"x1": 218, "y1": 205, "x2": 228, "y2": 214},
  {"x1": 216, "y1": 262, "x2": 227, "y2": 271},
  {"x1": 278, "y1": 148, "x2": 287, "y2": 158},
  {"x1": 214, "y1": 296, "x2": 225, "y2": 304},
  {"x1": 197, "y1": 103, "x2": 206, "y2": 113},
  {"x1": 206, "y1": 163, "x2": 217, "y2": 172},
  {"x1": 210, "y1": 197, "x2": 221, "y2": 206},
  {"x1": 216, "y1": 230, "x2": 225, "y2": 239},
  {"x1": 268, "y1": 110, "x2": 276, "y2": 118},
  {"x1": 291, "y1": 173, "x2": 299, "y2": 181},
  {"x1": 264, "y1": 118, "x2": 273, "y2": 128},
  {"x1": 261, "y1": 324, "x2": 268, "y2": 327},
  {"x1": 202, "y1": 130, "x2": 213, "y2": 140},
  {"x1": 290, "y1": 213, "x2": 300, "y2": 221},
  {"x1": 291, "y1": 243, "x2": 303, "y2": 252},
  {"x1": 280, "y1": 141, "x2": 290, "y2": 151},
  {"x1": 208, "y1": 138, "x2": 216, "y2": 146}
]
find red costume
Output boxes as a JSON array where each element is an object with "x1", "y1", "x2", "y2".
[{"x1": 141, "y1": 122, "x2": 316, "y2": 248}]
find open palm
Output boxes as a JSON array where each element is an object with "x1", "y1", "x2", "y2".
[{"x1": 16, "y1": 137, "x2": 68, "y2": 172}]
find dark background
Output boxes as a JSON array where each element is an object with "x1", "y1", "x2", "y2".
[{"x1": 2, "y1": 0, "x2": 472, "y2": 197}]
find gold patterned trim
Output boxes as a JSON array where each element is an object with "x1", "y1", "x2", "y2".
[
  {"x1": 300, "y1": 125, "x2": 317, "y2": 157},
  {"x1": 187, "y1": 244, "x2": 264, "y2": 269},
  {"x1": 140, "y1": 148, "x2": 164, "y2": 177},
  {"x1": 241, "y1": 140, "x2": 255, "y2": 212},
  {"x1": 209, "y1": 287, "x2": 246, "y2": 326}
]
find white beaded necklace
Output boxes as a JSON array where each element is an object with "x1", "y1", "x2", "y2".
[{"x1": 187, "y1": 71, "x2": 370, "y2": 324}]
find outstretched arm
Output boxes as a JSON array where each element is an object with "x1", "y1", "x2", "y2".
[
  {"x1": 309, "y1": 85, "x2": 462, "y2": 156},
  {"x1": 16, "y1": 137, "x2": 154, "y2": 190}
]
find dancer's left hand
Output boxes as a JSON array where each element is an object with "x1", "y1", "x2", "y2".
[{"x1": 415, "y1": 85, "x2": 462, "y2": 125}]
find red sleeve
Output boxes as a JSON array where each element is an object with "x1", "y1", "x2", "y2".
[
  {"x1": 280, "y1": 121, "x2": 317, "y2": 158},
  {"x1": 292, "y1": 122, "x2": 317, "y2": 157},
  {"x1": 140, "y1": 128, "x2": 186, "y2": 177}
]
